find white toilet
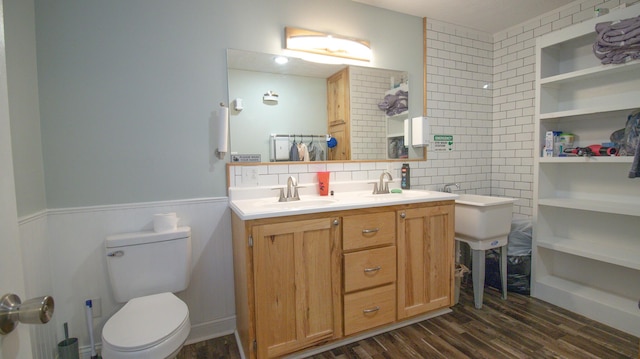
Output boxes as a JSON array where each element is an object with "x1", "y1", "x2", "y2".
[{"x1": 102, "y1": 227, "x2": 192, "y2": 359}]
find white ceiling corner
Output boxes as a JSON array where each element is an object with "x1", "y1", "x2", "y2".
[{"x1": 352, "y1": 0, "x2": 577, "y2": 34}]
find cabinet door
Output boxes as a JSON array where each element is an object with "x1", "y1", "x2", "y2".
[
  {"x1": 397, "y1": 204, "x2": 455, "y2": 319},
  {"x1": 327, "y1": 68, "x2": 350, "y2": 160},
  {"x1": 252, "y1": 217, "x2": 341, "y2": 358}
]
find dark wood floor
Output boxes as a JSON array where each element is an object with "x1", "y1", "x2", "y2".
[{"x1": 177, "y1": 283, "x2": 640, "y2": 359}]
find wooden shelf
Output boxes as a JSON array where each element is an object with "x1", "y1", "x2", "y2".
[
  {"x1": 536, "y1": 237, "x2": 640, "y2": 270},
  {"x1": 538, "y1": 198, "x2": 640, "y2": 217}
]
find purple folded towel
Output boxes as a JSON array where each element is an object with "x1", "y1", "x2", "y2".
[
  {"x1": 593, "y1": 15, "x2": 640, "y2": 64},
  {"x1": 378, "y1": 89, "x2": 409, "y2": 116}
]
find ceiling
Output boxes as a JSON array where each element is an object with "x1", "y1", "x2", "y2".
[{"x1": 352, "y1": 0, "x2": 577, "y2": 34}]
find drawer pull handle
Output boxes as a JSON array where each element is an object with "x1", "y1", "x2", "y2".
[
  {"x1": 364, "y1": 266, "x2": 381, "y2": 273},
  {"x1": 363, "y1": 306, "x2": 380, "y2": 314},
  {"x1": 362, "y1": 228, "x2": 379, "y2": 234}
]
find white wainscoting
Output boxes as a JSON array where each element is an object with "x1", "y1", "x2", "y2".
[
  {"x1": 19, "y1": 211, "x2": 58, "y2": 359},
  {"x1": 19, "y1": 197, "x2": 236, "y2": 358}
]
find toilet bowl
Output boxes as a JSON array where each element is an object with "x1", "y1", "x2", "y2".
[{"x1": 102, "y1": 292, "x2": 190, "y2": 359}]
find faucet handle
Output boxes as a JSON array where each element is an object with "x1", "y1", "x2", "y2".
[
  {"x1": 368, "y1": 182, "x2": 379, "y2": 194},
  {"x1": 442, "y1": 183, "x2": 460, "y2": 193},
  {"x1": 271, "y1": 187, "x2": 286, "y2": 202},
  {"x1": 292, "y1": 185, "x2": 305, "y2": 201}
]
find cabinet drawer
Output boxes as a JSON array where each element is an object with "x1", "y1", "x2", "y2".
[
  {"x1": 344, "y1": 284, "x2": 396, "y2": 335},
  {"x1": 343, "y1": 212, "x2": 395, "y2": 250},
  {"x1": 344, "y1": 246, "x2": 396, "y2": 293}
]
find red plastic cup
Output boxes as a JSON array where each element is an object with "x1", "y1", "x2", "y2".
[{"x1": 317, "y1": 171, "x2": 330, "y2": 196}]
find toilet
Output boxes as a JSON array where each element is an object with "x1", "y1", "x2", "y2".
[{"x1": 102, "y1": 227, "x2": 192, "y2": 359}]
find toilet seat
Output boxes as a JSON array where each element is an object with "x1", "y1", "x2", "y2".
[{"x1": 102, "y1": 292, "x2": 190, "y2": 358}]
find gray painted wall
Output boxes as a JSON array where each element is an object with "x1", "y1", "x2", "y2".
[
  {"x1": 31, "y1": 0, "x2": 422, "y2": 209},
  {"x1": 5, "y1": 0, "x2": 46, "y2": 217},
  {"x1": 228, "y1": 69, "x2": 328, "y2": 160}
]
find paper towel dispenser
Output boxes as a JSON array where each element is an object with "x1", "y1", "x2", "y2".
[{"x1": 411, "y1": 117, "x2": 429, "y2": 147}]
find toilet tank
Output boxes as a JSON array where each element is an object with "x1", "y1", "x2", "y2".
[{"x1": 105, "y1": 227, "x2": 192, "y2": 302}]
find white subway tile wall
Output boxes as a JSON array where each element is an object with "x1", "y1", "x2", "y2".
[
  {"x1": 229, "y1": 0, "x2": 639, "y2": 217},
  {"x1": 350, "y1": 66, "x2": 393, "y2": 160}
]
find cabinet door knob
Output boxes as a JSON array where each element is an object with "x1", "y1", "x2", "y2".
[
  {"x1": 333, "y1": 219, "x2": 339, "y2": 226},
  {"x1": 400, "y1": 212, "x2": 406, "y2": 219}
]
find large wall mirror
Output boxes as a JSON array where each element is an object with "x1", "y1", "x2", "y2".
[{"x1": 226, "y1": 49, "x2": 425, "y2": 163}]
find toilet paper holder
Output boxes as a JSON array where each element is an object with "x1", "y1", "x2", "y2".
[{"x1": 0, "y1": 293, "x2": 54, "y2": 335}]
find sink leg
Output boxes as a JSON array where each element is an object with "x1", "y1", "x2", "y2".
[
  {"x1": 500, "y1": 246, "x2": 508, "y2": 300},
  {"x1": 471, "y1": 249, "x2": 485, "y2": 309}
]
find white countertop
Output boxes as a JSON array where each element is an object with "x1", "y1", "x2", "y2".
[{"x1": 229, "y1": 181, "x2": 458, "y2": 220}]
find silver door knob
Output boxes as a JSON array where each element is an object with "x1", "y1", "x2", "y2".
[{"x1": 0, "y1": 293, "x2": 54, "y2": 335}]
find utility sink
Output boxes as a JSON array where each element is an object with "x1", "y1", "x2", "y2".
[
  {"x1": 454, "y1": 194, "x2": 517, "y2": 242},
  {"x1": 454, "y1": 193, "x2": 517, "y2": 310}
]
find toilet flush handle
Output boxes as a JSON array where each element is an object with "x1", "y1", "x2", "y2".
[{"x1": 107, "y1": 250, "x2": 124, "y2": 257}]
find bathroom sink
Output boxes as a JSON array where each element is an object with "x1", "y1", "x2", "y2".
[
  {"x1": 228, "y1": 183, "x2": 458, "y2": 220},
  {"x1": 364, "y1": 190, "x2": 434, "y2": 199},
  {"x1": 256, "y1": 198, "x2": 338, "y2": 209},
  {"x1": 454, "y1": 194, "x2": 516, "y2": 241},
  {"x1": 364, "y1": 190, "x2": 439, "y2": 202}
]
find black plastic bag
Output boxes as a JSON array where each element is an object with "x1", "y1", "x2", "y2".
[{"x1": 484, "y1": 219, "x2": 532, "y2": 295}]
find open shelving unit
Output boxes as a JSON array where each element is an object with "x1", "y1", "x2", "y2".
[
  {"x1": 533, "y1": 5, "x2": 640, "y2": 337},
  {"x1": 385, "y1": 83, "x2": 409, "y2": 159}
]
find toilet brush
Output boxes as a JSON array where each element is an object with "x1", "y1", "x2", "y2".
[{"x1": 85, "y1": 300, "x2": 101, "y2": 359}]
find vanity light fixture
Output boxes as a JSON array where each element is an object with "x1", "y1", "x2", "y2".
[
  {"x1": 263, "y1": 91, "x2": 279, "y2": 105},
  {"x1": 285, "y1": 27, "x2": 371, "y2": 62}
]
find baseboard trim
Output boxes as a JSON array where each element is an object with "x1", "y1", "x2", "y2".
[
  {"x1": 185, "y1": 315, "x2": 236, "y2": 345},
  {"x1": 234, "y1": 308, "x2": 452, "y2": 359},
  {"x1": 283, "y1": 308, "x2": 452, "y2": 359}
]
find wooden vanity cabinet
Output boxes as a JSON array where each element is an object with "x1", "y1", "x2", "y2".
[
  {"x1": 397, "y1": 203, "x2": 455, "y2": 318},
  {"x1": 232, "y1": 200, "x2": 455, "y2": 359},
  {"x1": 232, "y1": 214, "x2": 342, "y2": 359}
]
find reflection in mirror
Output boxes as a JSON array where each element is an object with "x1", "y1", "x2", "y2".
[{"x1": 227, "y1": 49, "x2": 423, "y2": 163}]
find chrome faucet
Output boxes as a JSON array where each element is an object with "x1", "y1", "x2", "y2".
[
  {"x1": 286, "y1": 176, "x2": 301, "y2": 201},
  {"x1": 273, "y1": 176, "x2": 302, "y2": 202},
  {"x1": 372, "y1": 171, "x2": 393, "y2": 194},
  {"x1": 442, "y1": 183, "x2": 460, "y2": 193}
]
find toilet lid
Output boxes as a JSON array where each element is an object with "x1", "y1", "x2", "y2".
[{"x1": 102, "y1": 292, "x2": 189, "y2": 352}]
